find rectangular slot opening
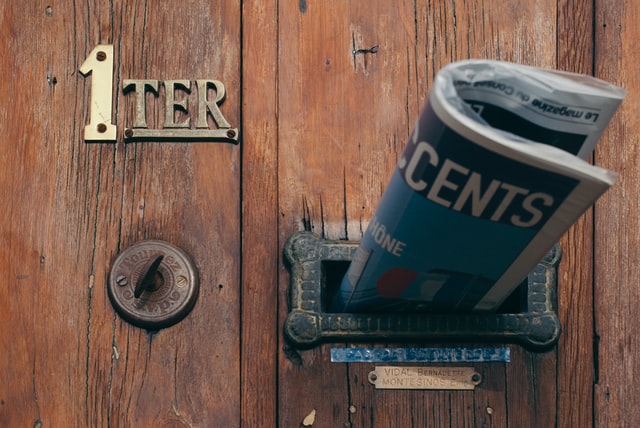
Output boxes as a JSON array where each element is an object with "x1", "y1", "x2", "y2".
[{"x1": 321, "y1": 260, "x2": 528, "y2": 314}]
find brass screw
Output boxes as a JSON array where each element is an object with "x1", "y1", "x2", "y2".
[
  {"x1": 176, "y1": 276, "x2": 188, "y2": 288},
  {"x1": 96, "y1": 51, "x2": 107, "y2": 61},
  {"x1": 226, "y1": 129, "x2": 236, "y2": 139},
  {"x1": 97, "y1": 123, "x2": 107, "y2": 133}
]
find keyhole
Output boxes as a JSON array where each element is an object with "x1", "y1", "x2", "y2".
[
  {"x1": 134, "y1": 255, "x2": 164, "y2": 298},
  {"x1": 147, "y1": 270, "x2": 165, "y2": 292}
]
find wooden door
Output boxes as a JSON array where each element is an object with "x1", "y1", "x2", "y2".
[{"x1": 1, "y1": 1, "x2": 639, "y2": 427}]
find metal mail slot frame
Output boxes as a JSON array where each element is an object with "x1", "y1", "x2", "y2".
[{"x1": 283, "y1": 232, "x2": 561, "y2": 352}]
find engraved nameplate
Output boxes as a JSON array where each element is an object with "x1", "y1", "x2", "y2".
[{"x1": 368, "y1": 366, "x2": 482, "y2": 390}]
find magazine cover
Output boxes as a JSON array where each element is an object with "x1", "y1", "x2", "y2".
[{"x1": 331, "y1": 60, "x2": 625, "y2": 313}]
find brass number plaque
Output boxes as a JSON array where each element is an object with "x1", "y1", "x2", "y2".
[
  {"x1": 79, "y1": 45, "x2": 117, "y2": 141},
  {"x1": 80, "y1": 44, "x2": 238, "y2": 144}
]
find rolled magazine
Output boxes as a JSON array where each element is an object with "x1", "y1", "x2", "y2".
[{"x1": 332, "y1": 60, "x2": 625, "y2": 313}]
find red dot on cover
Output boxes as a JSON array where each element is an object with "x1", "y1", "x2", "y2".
[{"x1": 376, "y1": 268, "x2": 417, "y2": 298}]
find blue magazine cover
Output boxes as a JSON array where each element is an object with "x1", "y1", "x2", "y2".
[{"x1": 332, "y1": 60, "x2": 624, "y2": 313}]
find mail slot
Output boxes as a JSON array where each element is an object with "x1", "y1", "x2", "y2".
[{"x1": 283, "y1": 232, "x2": 561, "y2": 352}]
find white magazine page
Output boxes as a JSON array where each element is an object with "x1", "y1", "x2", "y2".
[{"x1": 442, "y1": 60, "x2": 626, "y2": 160}]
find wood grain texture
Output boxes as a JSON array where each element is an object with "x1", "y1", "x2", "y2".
[
  {"x1": 556, "y1": 1, "x2": 596, "y2": 427},
  {"x1": 594, "y1": 1, "x2": 640, "y2": 426},
  {"x1": 241, "y1": 0, "x2": 279, "y2": 427},
  {"x1": 0, "y1": 1, "x2": 241, "y2": 426}
]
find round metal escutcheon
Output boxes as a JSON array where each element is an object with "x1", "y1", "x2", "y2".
[{"x1": 108, "y1": 240, "x2": 199, "y2": 330}]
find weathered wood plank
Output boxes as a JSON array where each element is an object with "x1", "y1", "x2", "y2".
[
  {"x1": 106, "y1": 1, "x2": 242, "y2": 424},
  {"x1": 0, "y1": 1, "x2": 242, "y2": 425},
  {"x1": 556, "y1": 1, "x2": 596, "y2": 427},
  {"x1": 594, "y1": 1, "x2": 640, "y2": 426},
  {"x1": 241, "y1": 0, "x2": 279, "y2": 427},
  {"x1": 0, "y1": 3, "x2": 97, "y2": 426},
  {"x1": 276, "y1": 1, "x2": 421, "y2": 426}
]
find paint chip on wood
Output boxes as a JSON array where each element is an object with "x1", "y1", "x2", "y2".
[{"x1": 301, "y1": 409, "x2": 316, "y2": 426}]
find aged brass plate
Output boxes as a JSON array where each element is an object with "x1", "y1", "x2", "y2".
[
  {"x1": 368, "y1": 366, "x2": 482, "y2": 390},
  {"x1": 123, "y1": 127, "x2": 238, "y2": 144}
]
